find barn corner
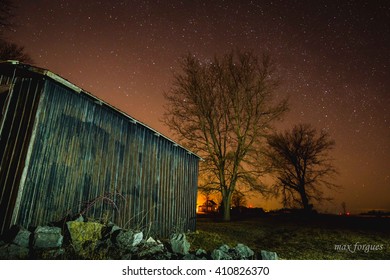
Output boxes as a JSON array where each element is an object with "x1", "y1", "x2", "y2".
[{"x1": 0, "y1": 61, "x2": 199, "y2": 237}]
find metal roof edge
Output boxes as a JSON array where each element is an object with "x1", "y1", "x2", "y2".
[
  {"x1": 0, "y1": 61, "x2": 201, "y2": 159},
  {"x1": 0, "y1": 60, "x2": 19, "y2": 64}
]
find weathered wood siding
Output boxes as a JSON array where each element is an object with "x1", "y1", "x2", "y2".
[
  {"x1": 0, "y1": 72, "x2": 44, "y2": 234},
  {"x1": 0, "y1": 64, "x2": 199, "y2": 237}
]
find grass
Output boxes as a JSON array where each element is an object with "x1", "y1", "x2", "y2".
[{"x1": 187, "y1": 213, "x2": 390, "y2": 259}]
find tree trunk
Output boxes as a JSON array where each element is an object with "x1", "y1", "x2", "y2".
[
  {"x1": 300, "y1": 191, "x2": 311, "y2": 213},
  {"x1": 222, "y1": 194, "x2": 231, "y2": 221}
]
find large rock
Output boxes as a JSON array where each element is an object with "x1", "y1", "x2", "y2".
[
  {"x1": 195, "y1": 248, "x2": 207, "y2": 257},
  {"x1": 13, "y1": 228, "x2": 31, "y2": 248},
  {"x1": 170, "y1": 233, "x2": 190, "y2": 255},
  {"x1": 138, "y1": 242, "x2": 166, "y2": 259},
  {"x1": 116, "y1": 230, "x2": 143, "y2": 251},
  {"x1": 132, "y1": 232, "x2": 143, "y2": 247},
  {"x1": 235, "y1": 243, "x2": 254, "y2": 259},
  {"x1": 211, "y1": 244, "x2": 255, "y2": 260},
  {"x1": 116, "y1": 230, "x2": 134, "y2": 251},
  {"x1": 261, "y1": 250, "x2": 278, "y2": 260},
  {"x1": 67, "y1": 221, "x2": 103, "y2": 252},
  {"x1": 33, "y1": 226, "x2": 63, "y2": 249},
  {"x1": 211, "y1": 245, "x2": 232, "y2": 260},
  {"x1": 219, "y1": 244, "x2": 230, "y2": 253},
  {"x1": 146, "y1": 237, "x2": 157, "y2": 244}
]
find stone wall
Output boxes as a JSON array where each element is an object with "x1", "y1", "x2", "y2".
[{"x1": 0, "y1": 217, "x2": 278, "y2": 260}]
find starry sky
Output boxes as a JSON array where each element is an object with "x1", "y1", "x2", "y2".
[{"x1": 5, "y1": 0, "x2": 390, "y2": 214}]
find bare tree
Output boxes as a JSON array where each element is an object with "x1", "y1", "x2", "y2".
[
  {"x1": 266, "y1": 123, "x2": 338, "y2": 212},
  {"x1": 164, "y1": 50, "x2": 288, "y2": 221},
  {"x1": 0, "y1": 1, "x2": 33, "y2": 63},
  {"x1": 231, "y1": 189, "x2": 247, "y2": 208},
  {"x1": 0, "y1": 39, "x2": 33, "y2": 63}
]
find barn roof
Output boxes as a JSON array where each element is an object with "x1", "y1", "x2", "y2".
[{"x1": 0, "y1": 60, "x2": 201, "y2": 159}]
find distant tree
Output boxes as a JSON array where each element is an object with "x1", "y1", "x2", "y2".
[
  {"x1": 0, "y1": 0, "x2": 33, "y2": 64},
  {"x1": 231, "y1": 190, "x2": 247, "y2": 208},
  {"x1": 266, "y1": 123, "x2": 338, "y2": 212},
  {"x1": 0, "y1": 39, "x2": 33, "y2": 63},
  {"x1": 164, "y1": 50, "x2": 288, "y2": 221}
]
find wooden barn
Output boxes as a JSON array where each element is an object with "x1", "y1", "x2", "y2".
[{"x1": 0, "y1": 61, "x2": 199, "y2": 237}]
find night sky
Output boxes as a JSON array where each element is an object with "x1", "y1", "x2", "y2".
[{"x1": 5, "y1": 0, "x2": 390, "y2": 214}]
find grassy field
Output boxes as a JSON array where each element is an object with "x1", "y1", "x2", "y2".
[{"x1": 187, "y1": 213, "x2": 390, "y2": 260}]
